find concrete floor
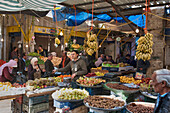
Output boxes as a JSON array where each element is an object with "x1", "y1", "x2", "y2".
[{"x1": 0, "y1": 99, "x2": 11, "y2": 113}]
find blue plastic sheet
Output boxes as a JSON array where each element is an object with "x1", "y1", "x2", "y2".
[{"x1": 52, "y1": 7, "x2": 145, "y2": 28}]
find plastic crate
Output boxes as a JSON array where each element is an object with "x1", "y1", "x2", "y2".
[
  {"x1": 102, "y1": 67, "x2": 110, "y2": 71},
  {"x1": 109, "y1": 67, "x2": 119, "y2": 72},
  {"x1": 79, "y1": 87, "x2": 103, "y2": 95},
  {"x1": 23, "y1": 95, "x2": 49, "y2": 106},
  {"x1": 22, "y1": 102, "x2": 49, "y2": 113},
  {"x1": 53, "y1": 100, "x2": 83, "y2": 110}
]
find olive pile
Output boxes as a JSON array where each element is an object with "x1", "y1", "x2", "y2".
[
  {"x1": 106, "y1": 83, "x2": 139, "y2": 90},
  {"x1": 127, "y1": 103, "x2": 154, "y2": 113},
  {"x1": 84, "y1": 96, "x2": 125, "y2": 109}
]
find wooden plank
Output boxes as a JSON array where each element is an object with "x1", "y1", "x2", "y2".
[
  {"x1": 26, "y1": 90, "x2": 56, "y2": 98},
  {"x1": 0, "y1": 94, "x2": 23, "y2": 100}
]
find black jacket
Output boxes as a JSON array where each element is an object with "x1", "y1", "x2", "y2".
[
  {"x1": 18, "y1": 58, "x2": 26, "y2": 75},
  {"x1": 45, "y1": 59, "x2": 54, "y2": 77},
  {"x1": 137, "y1": 59, "x2": 150, "y2": 74}
]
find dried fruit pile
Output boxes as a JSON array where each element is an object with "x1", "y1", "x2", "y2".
[
  {"x1": 106, "y1": 83, "x2": 139, "y2": 90},
  {"x1": 84, "y1": 96, "x2": 125, "y2": 109},
  {"x1": 127, "y1": 103, "x2": 154, "y2": 113}
]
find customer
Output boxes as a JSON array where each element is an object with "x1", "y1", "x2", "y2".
[
  {"x1": 55, "y1": 50, "x2": 87, "y2": 81},
  {"x1": 0, "y1": 60, "x2": 17, "y2": 83},
  {"x1": 59, "y1": 51, "x2": 70, "y2": 68},
  {"x1": 18, "y1": 53, "x2": 27, "y2": 75},
  {"x1": 11, "y1": 47, "x2": 18, "y2": 59},
  {"x1": 37, "y1": 45, "x2": 46, "y2": 57},
  {"x1": 45, "y1": 53, "x2": 55, "y2": 77},
  {"x1": 28, "y1": 57, "x2": 44, "y2": 80},
  {"x1": 151, "y1": 69, "x2": 170, "y2": 113},
  {"x1": 137, "y1": 59, "x2": 150, "y2": 74}
]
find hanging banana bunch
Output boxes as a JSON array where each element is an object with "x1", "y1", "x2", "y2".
[
  {"x1": 54, "y1": 37, "x2": 60, "y2": 48},
  {"x1": 136, "y1": 33, "x2": 153, "y2": 61},
  {"x1": 83, "y1": 32, "x2": 97, "y2": 56}
]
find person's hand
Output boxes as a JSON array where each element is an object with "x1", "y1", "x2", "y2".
[
  {"x1": 140, "y1": 68, "x2": 143, "y2": 70},
  {"x1": 35, "y1": 66, "x2": 39, "y2": 69},
  {"x1": 71, "y1": 73, "x2": 76, "y2": 79},
  {"x1": 42, "y1": 69, "x2": 46, "y2": 72}
]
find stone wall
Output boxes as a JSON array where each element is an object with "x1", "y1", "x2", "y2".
[{"x1": 146, "y1": 8, "x2": 165, "y2": 76}]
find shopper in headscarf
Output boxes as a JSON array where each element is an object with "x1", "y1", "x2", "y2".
[
  {"x1": 28, "y1": 57, "x2": 43, "y2": 80},
  {"x1": 0, "y1": 60, "x2": 17, "y2": 83}
]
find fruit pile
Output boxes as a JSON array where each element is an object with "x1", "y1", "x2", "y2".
[
  {"x1": 76, "y1": 77, "x2": 106, "y2": 86},
  {"x1": 0, "y1": 82, "x2": 13, "y2": 91},
  {"x1": 95, "y1": 72, "x2": 105, "y2": 76},
  {"x1": 55, "y1": 37, "x2": 60, "y2": 45},
  {"x1": 26, "y1": 77, "x2": 62, "y2": 90},
  {"x1": 58, "y1": 75, "x2": 71, "y2": 82},
  {"x1": 85, "y1": 73, "x2": 96, "y2": 77},
  {"x1": 13, "y1": 83, "x2": 26, "y2": 88},
  {"x1": 83, "y1": 32, "x2": 97, "y2": 56},
  {"x1": 120, "y1": 76, "x2": 142, "y2": 85},
  {"x1": 136, "y1": 33, "x2": 153, "y2": 61},
  {"x1": 52, "y1": 88, "x2": 89, "y2": 100},
  {"x1": 84, "y1": 96, "x2": 125, "y2": 109},
  {"x1": 71, "y1": 44, "x2": 80, "y2": 49}
]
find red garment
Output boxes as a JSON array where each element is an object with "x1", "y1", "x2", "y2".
[
  {"x1": 62, "y1": 57, "x2": 66, "y2": 68},
  {"x1": 0, "y1": 67, "x2": 14, "y2": 82}
]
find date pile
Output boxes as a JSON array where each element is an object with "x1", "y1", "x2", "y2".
[
  {"x1": 84, "y1": 96, "x2": 125, "y2": 109},
  {"x1": 127, "y1": 103, "x2": 154, "y2": 113},
  {"x1": 106, "y1": 83, "x2": 139, "y2": 90}
]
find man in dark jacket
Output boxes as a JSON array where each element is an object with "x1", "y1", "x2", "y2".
[
  {"x1": 56, "y1": 50, "x2": 87, "y2": 81},
  {"x1": 18, "y1": 53, "x2": 27, "y2": 75},
  {"x1": 137, "y1": 59, "x2": 150, "y2": 74},
  {"x1": 45, "y1": 53, "x2": 55, "y2": 77},
  {"x1": 151, "y1": 69, "x2": 170, "y2": 113}
]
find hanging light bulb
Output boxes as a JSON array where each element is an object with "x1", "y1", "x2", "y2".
[
  {"x1": 112, "y1": 34, "x2": 114, "y2": 39},
  {"x1": 60, "y1": 31, "x2": 63, "y2": 36},
  {"x1": 26, "y1": 44, "x2": 28, "y2": 48},
  {"x1": 99, "y1": 45, "x2": 101, "y2": 48},
  {"x1": 36, "y1": 18, "x2": 39, "y2": 22},
  {"x1": 116, "y1": 37, "x2": 121, "y2": 41},
  {"x1": 1, "y1": 38, "x2": 4, "y2": 42},
  {"x1": 135, "y1": 28, "x2": 139, "y2": 33}
]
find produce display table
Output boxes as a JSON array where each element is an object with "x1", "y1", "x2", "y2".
[{"x1": 0, "y1": 94, "x2": 23, "y2": 100}]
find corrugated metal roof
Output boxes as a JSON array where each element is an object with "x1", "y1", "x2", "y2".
[{"x1": 59, "y1": 0, "x2": 170, "y2": 17}]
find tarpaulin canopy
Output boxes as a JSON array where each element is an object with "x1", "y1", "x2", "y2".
[
  {"x1": 0, "y1": 0, "x2": 66, "y2": 17},
  {"x1": 52, "y1": 7, "x2": 145, "y2": 28}
]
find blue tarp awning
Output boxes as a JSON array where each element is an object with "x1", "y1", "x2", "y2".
[{"x1": 52, "y1": 7, "x2": 145, "y2": 28}]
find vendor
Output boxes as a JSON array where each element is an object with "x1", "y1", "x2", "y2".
[
  {"x1": 59, "y1": 51, "x2": 70, "y2": 68},
  {"x1": 106, "y1": 55, "x2": 115, "y2": 64},
  {"x1": 55, "y1": 50, "x2": 87, "y2": 84},
  {"x1": 137, "y1": 59, "x2": 150, "y2": 74},
  {"x1": 11, "y1": 47, "x2": 18, "y2": 59},
  {"x1": 28, "y1": 57, "x2": 45, "y2": 80},
  {"x1": 37, "y1": 45, "x2": 46, "y2": 57},
  {"x1": 0, "y1": 60, "x2": 17, "y2": 83},
  {"x1": 44, "y1": 53, "x2": 55, "y2": 77},
  {"x1": 151, "y1": 69, "x2": 170, "y2": 113}
]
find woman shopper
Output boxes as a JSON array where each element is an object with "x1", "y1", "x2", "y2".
[
  {"x1": 28, "y1": 57, "x2": 45, "y2": 80},
  {"x1": 0, "y1": 60, "x2": 17, "y2": 83}
]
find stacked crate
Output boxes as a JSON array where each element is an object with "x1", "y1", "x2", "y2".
[{"x1": 22, "y1": 95, "x2": 49, "y2": 113}]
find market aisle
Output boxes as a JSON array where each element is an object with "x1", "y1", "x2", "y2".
[{"x1": 0, "y1": 100, "x2": 11, "y2": 113}]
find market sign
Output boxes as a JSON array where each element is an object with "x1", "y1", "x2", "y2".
[{"x1": 7, "y1": 26, "x2": 21, "y2": 33}]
